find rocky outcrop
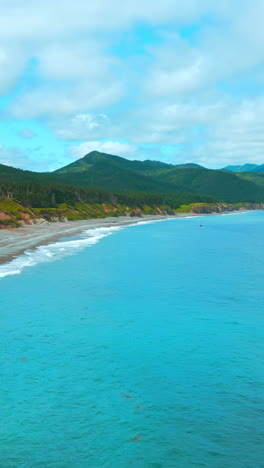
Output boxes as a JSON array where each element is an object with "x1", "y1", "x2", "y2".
[
  {"x1": 1, "y1": 197, "x2": 264, "y2": 229},
  {"x1": 0, "y1": 199, "x2": 37, "y2": 229},
  {"x1": 189, "y1": 203, "x2": 264, "y2": 215}
]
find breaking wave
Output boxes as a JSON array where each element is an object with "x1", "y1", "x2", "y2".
[{"x1": 0, "y1": 225, "x2": 123, "y2": 279}]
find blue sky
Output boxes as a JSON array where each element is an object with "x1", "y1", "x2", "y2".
[{"x1": 1, "y1": 0, "x2": 264, "y2": 171}]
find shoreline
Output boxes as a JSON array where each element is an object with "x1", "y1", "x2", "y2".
[
  {"x1": 0, "y1": 209, "x2": 251, "y2": 267},
  {"x1": 0, "y1": 214, "x2": 191, "y2": 266}
]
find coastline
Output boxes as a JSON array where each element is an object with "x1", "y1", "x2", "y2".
[
  {"x1": 0, "y1": 209, "x2": 252, "y2": 267},
  {"x1": 0, "y1": 213, "x2": 192, "y2": 266}
]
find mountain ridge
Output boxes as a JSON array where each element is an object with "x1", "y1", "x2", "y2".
[
  {"x1": 0, "y1": 151, "x2": 264, "y2": 203},
  {"x1": 223, "y1": 163, "x2": 264, "y2": 173},
  {"x1": 1, "y1": 150, "x2": 264, "y2": 228}
]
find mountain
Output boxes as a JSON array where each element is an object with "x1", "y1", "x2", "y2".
[
  {"x1": 223, "y1": 163, "x2": 264, "y2": 173},
  {"x1": 251, "y1": 164, "x2": 264, "y2": 172},
  {"x1": 173, "y1": 163, "x2": 204, "y2": 169},
  {"x1": 54, "y1": 151, "x2": 263, "y2": 202},
  {"x1": 0, "y1": 151, "x2": 264, "y2": 203},
  {"x1": 54, "y1": 151, "x2": 178, "y2": 192},
  {"x1": 235, "y1": 172, "x2": 264, "y2": 187},
  {"x1": 0, "y1": 163, "x2": 56, "y2": 183},
  {"x1": 55, "y1": 151, "x2": 204, "y2": 176},
  {"x1": 152, "y1": 166, "x2": 263, "y2": 202},
  {"x1": 0, "y1": 163, "x2": 39, "y2": 180}
]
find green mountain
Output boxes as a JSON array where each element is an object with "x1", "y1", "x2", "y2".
[
  {"x1": 236, "y1": 172, "x2": 264, "y2": 187},
  {"x1": 0, "y1": 163, "x2": 38, "y2": 180},
  {"x1": 0, "y1": 163, "x2": 55, "y2": 183},
  {"x1": 251, "y1": 164, "x2": 264, "y2": 172},
  {"x1": 53, "y1": 151, "x2": 263, "y2": 202},
  {"x1": 55, "y1": 151, "x2": 204, "y2": 178},
  {"x1": 0, "y1": 151, "x2": 264, "y2": 203},
  {"x1": 55, "y1": 152, "x2": 177, "y2": 192},
  {"x1": 223, "y1": 163, "x2": 263, "y2": 173},
  {"x1": 151, "y1": 167, "x2": 263, "y2": 202}
]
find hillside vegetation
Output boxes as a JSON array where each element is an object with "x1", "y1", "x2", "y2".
[
  {"x1": 54, "y1": 151, "x2": 264, "y2": 201},
  {"x1": 1, "y1": 150, "x2": 264, "y2": 227},
  {"x1": 3, "y1": 150, "x2": 263, "y2": 202},
  {"x1": 223, "y1": 163, "x2": 264, "y2": 173}
]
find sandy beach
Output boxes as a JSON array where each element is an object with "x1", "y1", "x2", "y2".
[
  {"x1": 0, "y1": 214, "x2": 192, "y2": 265},
  {"x1": 0, "y1": 208, "x2": 250, "y2": 266}
]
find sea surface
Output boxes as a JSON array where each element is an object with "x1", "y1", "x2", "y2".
[{"x1": 1, "y1": 212, "x2": 264, "y2": 467}]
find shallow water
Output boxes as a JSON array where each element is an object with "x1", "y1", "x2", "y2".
[{"x1": 1, "y1": 212, "x2": 264, "y2": 467}]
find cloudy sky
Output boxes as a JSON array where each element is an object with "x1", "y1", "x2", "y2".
[{"x1": 1, "y1": 0, "x2": 264, "y2": 171}]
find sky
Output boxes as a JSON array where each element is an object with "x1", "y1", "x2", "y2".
[{"x1": 1, "y1": 0, "x2": 264, "y2": 171}]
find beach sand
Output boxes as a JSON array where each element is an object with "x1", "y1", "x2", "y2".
[{"x1": 0, "y1": 214, "x2": 195, "y2": 265}]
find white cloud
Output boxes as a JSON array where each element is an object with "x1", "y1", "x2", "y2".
[
  {"x1": 69, "y1": 141, "x2": 138, "y2": 160},
  {"x1": 52, "y1": 94, "x2": 264, "y2": 168},
  {"x1": 0, "y1": 1, "x2": 229, "y2": 41},
  {"x1": 9, "y1": 82, "x2": 124, "y2": 118},
  {"x1": 52, "y1": 98, "x2": 224, "y2": 145},
  {"x1": 136, "y1": 100, "x2": 224, "y2": 139},
  {"x1": 19, "y1": 128, "x2": 37, "y2": 138},
  {"x1": 0, "y1": 144, "x2": 65, "y2": 172},
  {"x1": 0, "y1": 0, "x2": 233, "y2": 112},
  {"x1": 144, "y1": 36, "x2": 209, "y2": 97},
  {"x1": 54, "y1": 113, "x2": 110, "y2": 140},
  {"x1": 2, "y1": 0, "x2": 264, "y2": 169},
  {"x1": 148, "y1": 58, "x2": 205, "y2": 96},
  {"x1": 38, "y1": 41, "x2": 119, "y2": 81},
  {"x1": 0, "y1": 45, "x2": 28, "y2": 94},
  {"x1": 0, "y1": 144, "x2": 32, "y2": 169},
  {"x1": 182, "y1": 98, "x2": 264, "y2": 167}
]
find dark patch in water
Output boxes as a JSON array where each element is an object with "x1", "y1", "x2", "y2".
[{"x1": 136, "y1": 405, "x2": 146, "y2": 411}]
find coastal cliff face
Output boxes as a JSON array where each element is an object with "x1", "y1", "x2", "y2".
[
  {"x1": 189, "y1": 203, "x2": 264, "y2": 214},
  {"x1": 0, "y1": 197, "x2": 175, "y2": 229},
  {"x1": 0, "y1": 197, "x2": 263, "y2": 229},
  {"x1": 0, "y1": 198, "x2": 39, "y2": 228}
]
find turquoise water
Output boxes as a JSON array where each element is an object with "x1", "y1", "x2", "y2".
[{"x1": 1, "y1": 212, "x2": 264, "y2": 467}]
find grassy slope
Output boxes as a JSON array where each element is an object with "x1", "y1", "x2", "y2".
[
  {"x1": 0, "y1": 197, "x2": 179, "y2": 228},
  {"x1": 236, "y1": 172, "x2": 264, "y2": 187},
  {"x1": 0, "y1": 198, "x2": 36, "y2": 227}
]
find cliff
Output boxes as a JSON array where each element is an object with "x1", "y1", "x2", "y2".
[
  {"x1": 1, "y1": 197, "x2": 263, "y2": 229},
  {"x1": 189, "y1": 203, "x2": 264, "y2": 214},
  {"x1": 0, "y1": 197, "x2": 175, "y2": 229}
]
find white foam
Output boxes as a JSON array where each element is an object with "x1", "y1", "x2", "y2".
[
  {"x1": 220, "y1": 211, "x2": 246, "y2": 216},
  {"x1": 0, "y1": 225, "x2": 123, "y2": 279},
  {"x1": 2, "y1": 212, "x2": 239, "y2": 279},
  {"x1": 129, "y1": 219, "x2": 164, "y2": 226}
]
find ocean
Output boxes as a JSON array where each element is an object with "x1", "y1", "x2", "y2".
[{"x1": 1, "y1": 212, "x2": 264, "y2": 467}]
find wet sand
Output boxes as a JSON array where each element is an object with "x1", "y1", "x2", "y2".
[{"x1": 0, "y1": 214, "x2": 194, "y2": 265}]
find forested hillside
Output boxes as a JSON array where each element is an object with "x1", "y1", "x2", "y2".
[
  {"x1": 223, "y1": 163, "x2": 264, "y2": 173},
  {"x1": 1, "y1": 150, "x2": 264, "y2": 228},
  {"x1": 2, "y1": 151, "x2": 263, "y2": 202}
]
